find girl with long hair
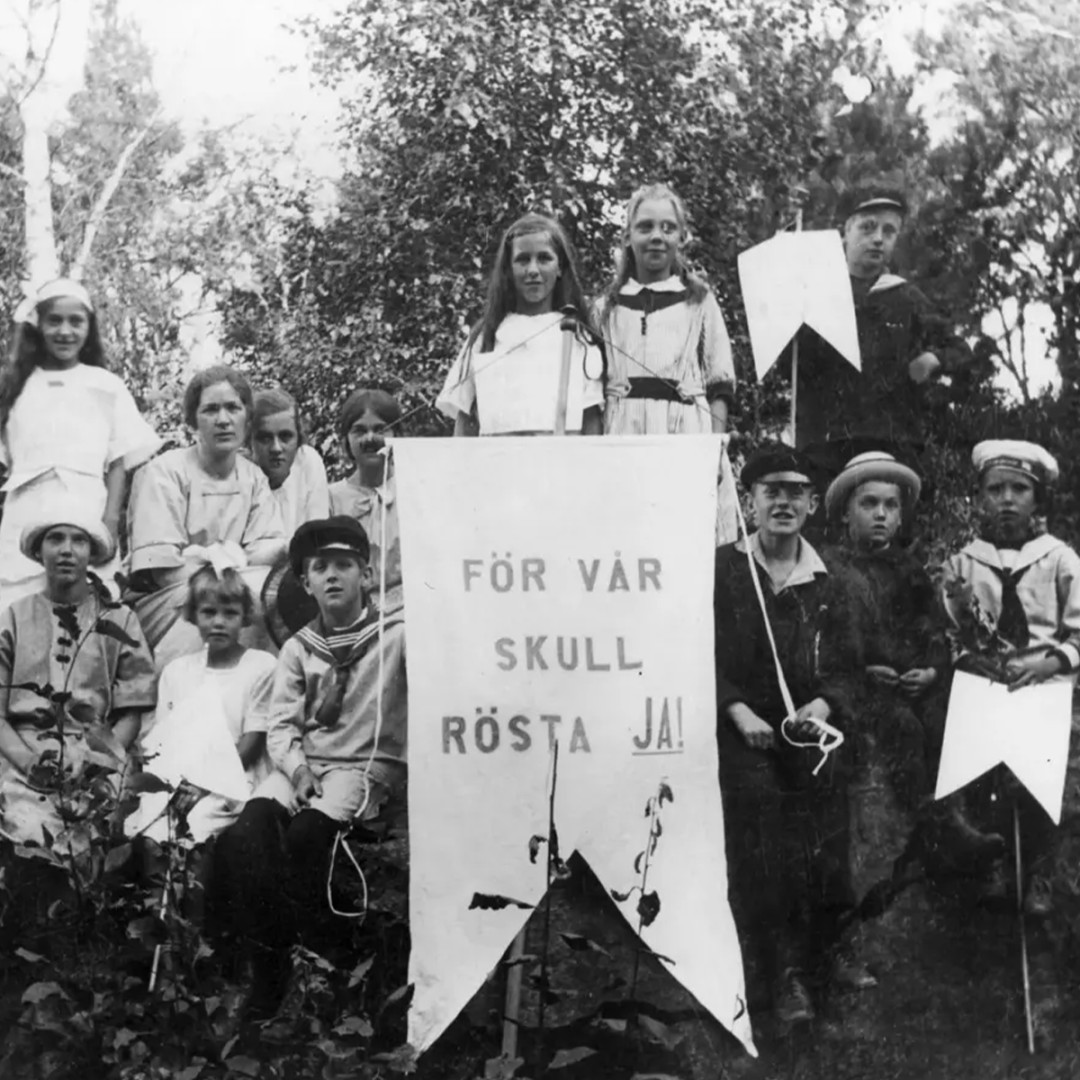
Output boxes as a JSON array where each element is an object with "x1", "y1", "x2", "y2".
[
  {"x1": 436, "y1": 213, "x2": 605, "y2": 436},
  {"x1": 599, "y1": 183, "x2": 735, "y2": 436},
  {"x1": 0, "y1": 279, "x2": 160, "y2": 607}
]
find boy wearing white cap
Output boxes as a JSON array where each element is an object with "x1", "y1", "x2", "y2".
[
  {"x1": 942, "y1": 439, "x2": 1080, "y2": 915},
  {"x1": 0, "y1": 503, "x2": 155, "y2": 847},
  {"x1": 821, "y1": 453, "x2": 1004, "y2": 894}
]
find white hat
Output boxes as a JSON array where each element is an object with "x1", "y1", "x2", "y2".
[
  {"x1": 20, "y1": 505, "x2": 115, "y2": 566},
  {"x1": 825, "y1": 451, "x2": 922, "y2": 520},
  {"x1": 14, "y1": 278, "x2": 94, "y2": 326},
  {"x1": 972, "y1": 440, "x2": 1059, "y2": 486}
]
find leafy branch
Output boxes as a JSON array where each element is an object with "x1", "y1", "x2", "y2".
[{"x1": 610, "y1": 780, "x2": 674, "y2": 1001}]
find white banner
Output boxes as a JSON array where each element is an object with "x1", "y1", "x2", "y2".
[
  {"x1": 935, "y1": 671, "x2": 1074, "y2": 823},
  {"x1": 395, "y1": 436, "x2": 753, "y2": 1055}
]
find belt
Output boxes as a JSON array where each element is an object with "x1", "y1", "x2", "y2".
[{"x1": 626, "y1": 377, "x2": 683, "y2": 403}]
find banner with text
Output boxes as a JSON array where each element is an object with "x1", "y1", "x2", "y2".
[{"x1": 395, "y1": 436, "x2": 753, "y2": 1055}]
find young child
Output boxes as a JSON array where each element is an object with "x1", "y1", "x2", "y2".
[
  {"x1": 209, "y1": 516, "x2": 407, "y2": 1014},
  {"x1": 127, "y1": 565, "x2": 276, "y2": 844},
  {"x1": 0, "y1": 502, "x2": 156, "y2": 848},
  {"x1": 820, "y1": 453, "x2": 1003, "y2": 896},
  {"x1": 435, "y1": 213, "x2": 605, "y2": 436},
  {"x1": 598, "y1": 183, "x2": 735, "y2": 436},
  {"x1": 942, "y1": 440, "x2": 1080, "y2": 916},
  {"x1": 328, "y1": 388, "x2": 403, "y2": 613},
  {"x1": 714, "y1": 446, "x2": 856, "y2": 1024},
  {"x1": 0, "y1": 279, "x2": 161, "y2": 606},
  {"x1": 251, "y1": 388, "x2": 330, "y2": 535}
]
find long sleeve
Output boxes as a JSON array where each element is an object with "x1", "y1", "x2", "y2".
[
  {"x1": 1053, "y1": 546, "x2": 1080, "y2": 670},
  {"x1": 700, "y1": 290, "x2": 736, "y2": 403},
  {"x1": 109, "y1": 607, "x2": 158, "y2": 713},
  {"x1": 127, "y1": 455, "x2": 190, "y2": 572},
  {"x1": 266, "y1": 640, "x2": 310, "y2": 780}
]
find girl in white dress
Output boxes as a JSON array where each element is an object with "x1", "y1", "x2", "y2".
[
  {"x1": 436, "y1": 213, "x2": 605, "y2": 436},
  {"x1": 130, "y1": 565, "x2": 277, "y2": 844},
  {"x1": 0, "y1": 279, "x2": 160, "y2": 607}
]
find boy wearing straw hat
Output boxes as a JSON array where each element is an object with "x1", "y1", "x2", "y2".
[
  {"x1": 714, "y1": 445, "x2": 856, "y2": 1024},
  {"x1": 941, "y1": 440, "x2": 1080, "y2": 916},
  {"x1": 820, "y1": 453, "x2": 1005, "y2": 895}
]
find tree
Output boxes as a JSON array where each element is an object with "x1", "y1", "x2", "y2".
[{"x1": 221, "y1": 0, "x2": 885, "y2": 455}]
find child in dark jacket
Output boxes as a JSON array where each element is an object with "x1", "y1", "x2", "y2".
[{"x1": 715, "y1": 445, "x2": 855, "y2": 1025}]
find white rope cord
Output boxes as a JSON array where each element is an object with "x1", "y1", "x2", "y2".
[
  {"x1": 727, "y1": 444, "x2": 843, "y2": 776},
  {"x1": 326, "y1": 444, "x2": 393, "y2": 920}
]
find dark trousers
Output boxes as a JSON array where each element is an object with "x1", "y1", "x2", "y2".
[
  {"x1": 206, "y1": 797, "x2": 344, "y2": 954},
  {"x1": 719, "y1": 728, "x2": 853, "y2": 987}
]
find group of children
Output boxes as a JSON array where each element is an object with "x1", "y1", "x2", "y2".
[
  {"x1": 0, "y1": 273, "x2": 412, "y2": 1014},
  {"x1": 715, "y1": 438, "x2": 1080, "y2": 1025},
  {"x1": 0, "y1": 180, "x2": 1077, "y2": 1036}
]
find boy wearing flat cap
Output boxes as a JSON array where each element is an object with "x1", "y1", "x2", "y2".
[
  {"x1": 209, "y1": 516, "x2": 407, "y2": 1014},
  {"x1": 942, "y1": 440, "x2": 1080, "y2": 915},
  {"x1": 714, "y1": 445, "x2": 854, "y2": 1024},
  {"x1": 0, "y1": 502, "x2": 155, "y2": 847},
  {"x1": 794, "y1": 180, "x2": 972, "y2": 468},
  {"x1": 820, "y1": 453, "x2": 1004, "y2": 897}
]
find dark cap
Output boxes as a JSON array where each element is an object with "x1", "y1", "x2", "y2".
[
  {"x1": 837, "y1": 183, "x2": 907, "y2": 225},
  {"x1": 289, "y1": 516, "x2": 371, "y2": 577},
  {"x1": 740, "y1": 444, "x2": 815, "y2": 490}
]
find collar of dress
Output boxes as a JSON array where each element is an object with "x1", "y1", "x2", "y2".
[
  {"x1": 963, "y1": 533, "x2": 1063, "y2": 574},
  {"x1": 619, "y1": 277, "x2": 686, "y2": 296}
]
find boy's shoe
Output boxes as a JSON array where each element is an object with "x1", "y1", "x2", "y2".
[
  {"x1": 830, "y1": 951, "x2": 878, "y2": 991},
  {"x1": 1024, "y1": 874, "x2": 1054, "y2": 918},
  {"x1": 774, "y1": 968, "x2": 815, "y2": 1024}
]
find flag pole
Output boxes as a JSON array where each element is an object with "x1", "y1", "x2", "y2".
[
  {"x1": 554, "y1": 305, "x2": 577, "y2": 435},
  {"x1": 788, "y1": 187, "x2": 808, "y2": 446},
  {"x1": 1014, "y1": 803, "x2": 1035, "y2": 1053},
  {"x1": 502, "y1": 303, "x2": 578, "y2": 1061}
]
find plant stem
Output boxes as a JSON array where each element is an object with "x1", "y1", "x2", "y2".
[
  {"x1": 629, "y1": 794, "x2": 658, "y2": 1003},
  {"x1": 536, "y1": 737, "x2": 559, "y2": 1073}
]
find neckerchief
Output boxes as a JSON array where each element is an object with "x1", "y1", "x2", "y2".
[
  {"x1": 298, "y1": 607, "x2": 383, "y2": 729},
  {"x1": 987, "y1": 565, "x2": 1031, "y2": 649}
]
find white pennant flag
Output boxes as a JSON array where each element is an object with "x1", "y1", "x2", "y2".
[
  {"x1": 935, "y1": 671, "x2": 1074, "y2": 823},
  {"x1": 737, "y1": 230, "x2": 860, "y2": 379}
]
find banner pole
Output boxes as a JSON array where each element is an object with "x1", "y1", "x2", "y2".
[
  {"x1": 1014, "y1": 802, "x2": 1035, "y2": 1053},
  {"x1": 554, "y1": 305, "x2": 577, "y2": 435},
  {"x1": 502, "y1": 305, "x2": 577, "y2": 1058},
  {"x1": 789, "y1": 194, "x2": 805, "y2": 446}
]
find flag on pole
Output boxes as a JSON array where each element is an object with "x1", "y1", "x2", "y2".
[{"x1": 737, "y1": 230, "x2": 861, "y2": 379}]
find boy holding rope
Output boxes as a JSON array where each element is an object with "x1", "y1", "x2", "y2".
[
  {"x1": 714, "y1": 445, "x2": 859, "y2": 1026},
  {"x1": 208, "y1": 516, "x2": 407, "y2": 1017}
]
